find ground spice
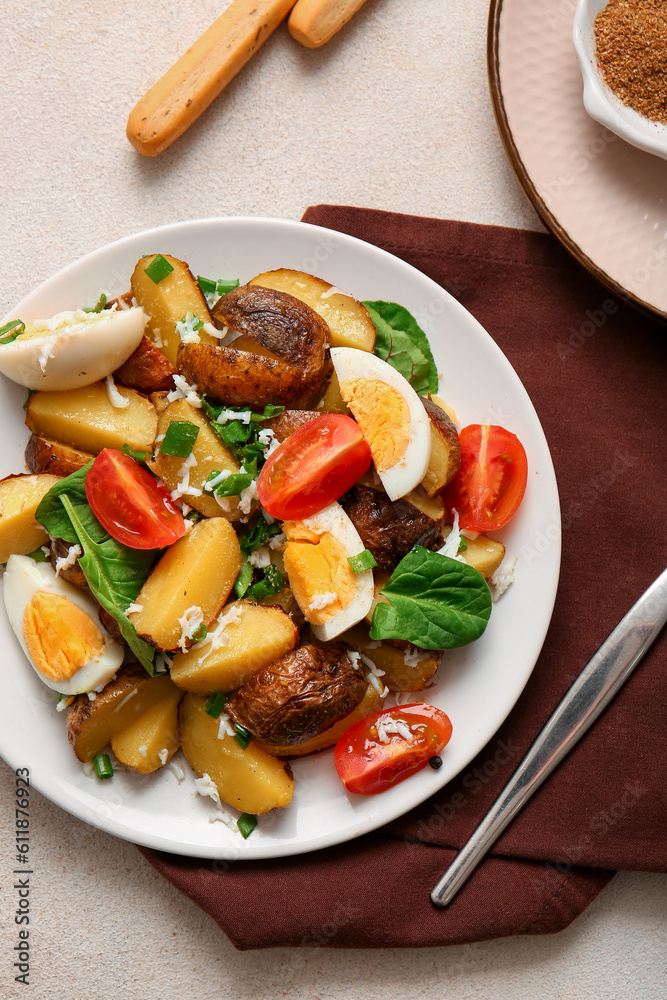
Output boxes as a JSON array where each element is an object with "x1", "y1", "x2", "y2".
[{"x1": 594, "y1": 0, "x2": 667, "y2": 124}]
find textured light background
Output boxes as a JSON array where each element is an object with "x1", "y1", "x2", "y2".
[{"x1": 0, "y1": 1, "x2": 665, "y2": 997}]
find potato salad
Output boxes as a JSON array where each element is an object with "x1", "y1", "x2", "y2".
[{"x1": 0, "y1": 254, "x2": 527, "y2": 837}]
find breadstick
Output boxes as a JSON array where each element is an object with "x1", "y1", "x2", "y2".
[
  {"x1": 288, "y1": 0, "x2": 371, "y2": 48},
  {"x1": 127, "y1": 0, "x2": 296, "y2": 157}
]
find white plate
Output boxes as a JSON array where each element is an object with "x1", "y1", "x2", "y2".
[{"x1": 0, "y1": 217, "x2": 560, "y2": 860}]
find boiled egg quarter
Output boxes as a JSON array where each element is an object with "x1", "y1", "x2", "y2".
[
  {"x1": 0, "y1": 307, "x2": 146, "y2": 391},
  {"x1": 3, "y1": 555, "x2": 124, "y2": 695},
  {"x1": 330, "y1": 347, "x2": 431, "y2": 501},
  {"x1": 282, "y1": 501, "x2": 374, "y2": 641}
]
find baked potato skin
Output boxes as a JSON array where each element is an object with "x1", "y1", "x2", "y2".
[
  {"x1": 264, "y1": 409, "x2": 321, "y2": 442},
  {"x1": 25, "y1": 435, "x2": 93, "y2": 478},
  {"x1": 113, "y1": 335, "x2": 177, "y2": 394},
  {"x1": 49, "y1": 537, "x2": 89, "y2": 590},
  {"x1": 227, "y1": 642, "x2": 366, "y2": 747},
  {"x1": 342, "y1": 484, "x2": 444, "y2": 572},
  {"x1": 421, "y1": 398, "x2": 462, "y2": 495}
]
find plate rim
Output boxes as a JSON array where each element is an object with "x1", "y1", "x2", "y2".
[
  {"x1": 0, "y1": 215, "x2": 561, "y2": 859},
  {"x1": 486, "y1": 0, "x2": 667, "y2": 326}
]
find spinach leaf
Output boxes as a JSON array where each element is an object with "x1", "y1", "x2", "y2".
[
  {"x1": 370, "y1": 546, "x2": 492, "y2": 649},
  {"x1": 36, "y1": 463, "x2": 95, "y2": 543},
  {"x1": 59, "y1": 495, "x2": 157, "y2": 674},
  {"x1": 363, "y1": 300, "x2": 438, "y2": 395}
]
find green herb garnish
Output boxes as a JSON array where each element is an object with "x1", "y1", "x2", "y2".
[
  {"x1": 234, "y1": 560, "x2": 254, "y2": 599},
  {"x1": 144, "y1": 254, "x2": 174, "y2": 284},
  {"x1": 205, "y1": 692, "x2": 228, "y2": 718},
  {"x1": 457, "y1": 537, "x2": 468, "y2": 553},
  {"x1": 370, "y1": 546, "x2": 492, "y2": 650},
  {"x1": 363, "y1": 300, "x2": 438, "y2": 395},
  {"x1": 92, "y1": 753, "x2": 114, "y2": 779},
  {"x1": 121, "y1": 444, "x2": 148, "y2": 463},
  {"x1": 160, "y1": 420, "x2": 200, "y2": 458},
  {"x1": 197, "y1": 275, "x2": 240, "y2": 304},
  {"x1": 0, "y1": 320, "x2": 25, "y2": 344},
  {"x1": 83, "y1": 292, "x2": 107, "y2": 313},
  {"x1": 348, "y1": 549, "x2": 377, "y2": 574},
  {"x1": 237, "y1": 813, "x2": 257, "y2": 839},
  {"x1": 190, "y1": 622, "x2": 207, "y2": 643},
  {"x1": 233, "y1": 724, "x2": 252, "y2": 750},
  {"x1": 246, "y1": 564, "x2": 284, "y2": 601}
]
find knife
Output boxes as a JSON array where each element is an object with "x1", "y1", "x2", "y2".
[{"x1": 431, "y1": 566, "x2": 667, "y2": 907}]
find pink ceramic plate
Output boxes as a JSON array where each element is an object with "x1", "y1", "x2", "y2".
[{"x1": 488, "y1": 0, "x2": 667, "y2": 322}]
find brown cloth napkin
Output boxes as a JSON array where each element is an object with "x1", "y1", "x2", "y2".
[{"x1": 140, "y1": 206, "x2": 666, "y2": 949}]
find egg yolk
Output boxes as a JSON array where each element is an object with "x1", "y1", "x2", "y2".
[
  {"x1": 283, "y1": 522, "x2": 357, "y2": 625},
  {"x1": 23, "y1": 591, "x2": 105, "y2": 682},
  {"x1": 339, "y1": 378, "x2": 410, "y2": 472}
]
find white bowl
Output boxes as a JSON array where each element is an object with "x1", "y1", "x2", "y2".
[{"x1": 572, "y1": 0, "x2": 667, "y2": 159}]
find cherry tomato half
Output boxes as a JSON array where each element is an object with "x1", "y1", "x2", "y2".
[
  {"x1": 444, "y1": 424, "x2": 528, "y2": 532},
  {"x1": 256, "y1": 414, "x2": 372, "y2": 520},
  {"x1": 334, "y1": 704, "x2": 453, "y2": 795},
  {"x1": 85, "y1": 449, "x2": 185, "y2": 549}
]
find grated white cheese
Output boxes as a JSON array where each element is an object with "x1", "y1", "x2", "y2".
[
  {"x1": 308, "y1": 591, "x2": 337, "y2": 612},
  {"x1": 193, "y1": 773, "x2": 238, "y2": 830},
  {"x1": 363, "y1": 653, "x2": 389, "y2": 698},
  {"x1": 376, "y1": 714, "x2": 414, "y2": 744},
  {"x1": 158, "y1": 748, "x2": 169, "y2": 765},
  {"x1": 192, "y1": 603, "x2": 244, "y2": 663},
  {"x1": 404, "y1": 646, "x2": 428, "y2": 669},
  {"x1": 216, "y1": 408, "x2": 252, "y2": 425},
  {"x1": 37, "y1": 335, "x2": 57, "y2": 372},
  {"x1": 201, "y1": 321, "x2": 227, "y2": 339},
  {"x1": 203, "y1": 468, "x2": 231, "y2": 492},
  {"x1": 217, "y1": 712, "x2": 236, "y2": 739},
  {"x1": 56, "y1": 695, "x2": 74, "y2": 713},
  {"x1": 268, "y1": 531, "x2": 285, "y2": 550},
  {"x1": 346, "y1": 650, "x2": 361, "y2": 671},
  {"x1": 257, "y1": 427, "x2": 279, "y2": 458},
  {"x1": 83, "y1": 761, "x2": 96, "y2": 777},
  {"x1": 170, "y1": 453, "x2": 201, "y2": 500},
  {"x1": 105, "y1": 374, "x2": 129, "y2": 409},
  {"x1": 166, "y1": 374, "x2": 203, "y2": 409},
  {"x1": 174, "y1": 312, "x2": 203, "y2": 345},
  {"x1": 239, "y1": 479, "x2": 258, "y2": 515},
  {"x1": 125, "y1": 602, "x2": 143, "y2": 615},
  {"x1": 248, "y1": 546, "x2": 271, "y2": 569},
  {"x1": 215, "y1": 495, "x2": 231, "y2": 512},
  {"x1": 87, "y1": 691, "x2": 97, "y2": 701},
  {"x1": 54, "y1": 544, "x2": 82, "y2": 577},
  {"x1": 177, "y1": 605, "x2": 205, "y2": 653},
  {"x1": 154, "y1": 651, "x2": 174, "y2": 675},
  {"x1": 167, "y1": 760, "x2": 185, "y2": 781},
  {"x1": 489, "y1": 556, "x2": 517, "y2": 602},
  {"x1": 461, "y1": 529, "x2": 480, "y2": 541},
  {"x1": 138, "y1": 744, "x2": 148, "y2": 759}
]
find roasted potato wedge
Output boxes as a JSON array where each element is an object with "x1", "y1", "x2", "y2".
[
  {"x1": 0, "y1": 473, "x2": 60, "y2": 563},
  {"x1": 170, "y1": 600, "x2": 299, "y2": 694},
  {"x1": 130, "y1": 254, "x2": 219, "y2": 367},
  {"x1": 403, "y1": 487, "x2": 446, "y2": 523},
  {"x1": 227, "y1": 642, "x2": 366, "y2": 747},
  {"x1": 179, "y1": 284, "x2": 333, "y2": 409},
  {"x1": 179, "y1": 693, "x2": 294, "y2": 814},
  {"x1": 113, "y1": 335, "x2": 177, "y2": 394},
  {"x1": 342, "y1": 484, "x2": 444, "y2": 572},
  {"x1": 249, "y1": 268, "x2": 376, "y2": 352},
  {"x1": 67, "y1": 666, "x2": 179, "y2": 762},
  {"x1": 441, "y1": 527, "x2": 505, "y2": 579},
  {"x1": 111, "y1": 685, "x2": 183, "y2": 774},
  {"x1": 25, "y1": 382, "x2": 157, "y2": 455},
  {"x1": 421, "y1": 398, "x2": 461, "y2": 496},
  {"x1": 253, "y1": 681, "x2": 382, "y2": 757},
  {"x1": 25, "y1": 435, "x2": 93, "y2": 478},
  {"x1": 148, "y1": 399, "x2": 242, "y2": 520},
  {"x1": 342, "y1": 624, "x2": 439, "y2": 691},
  {"x1": 128, "y1": 518, "x2": 242, "y2": 651}
]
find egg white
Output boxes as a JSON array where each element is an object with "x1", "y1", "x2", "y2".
[
  {"x1": 295, "y1": 501, "x2": 374, "y2": 642},
  {"x1": 0, "y1": 306, "x2": 146, "y2": 391},
  {"x1": 3, "y1": 555, "x2": 124, "y2": 695},
  {"x1": 330, "y1": 347, "x2": 432, "y2": 501}
]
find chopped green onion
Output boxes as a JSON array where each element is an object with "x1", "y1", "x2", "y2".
[
  {"x1": 233, "y1": 724, "x2": 252, "y2": 750},
  {"x1": 92, "y1": 753, "x2": 114, "y2": 779},
  {"x1": 180, "y1": 312, "x2": 203, "y2": 332},
  {"x1": 246, "y1": 564, "x2": 284, "y2": 601},
  {"x1": 23, "y1": 388, "x2": 36, "y2": 410},
  {"x1": 27, "y1": 547, "x2": 49, "y2": 563},
  {"x1": 185, "y1": 510, "x2": 203, "y2": 524},
  {"x1": 0, "y1": 320, "x2": 25, "y2": 344},
  {"x1": 121, "y1": 443, "x2": 148, "y2": 462},
  {"x1": 83, "y1": 292, "x2": 107, "y2": 313},
  {"x1": 160, "y1": 420, "x2": 200, "y2": 458},
  {"x1": 215, "y1": 278, "x2": 240, "y2": 295},
  {"x1": 249, "y1": 403, "x2": 285, "y2": 422},
  {"x1": 237, "y1": 813, "x2": 257, "y2": 839},
  {"x1": 205, "y1": 692, "x2": 228, "y2": 718},
  {"x1": 234, "y1": 560, "x2": 254, "y2": 599},
  {"x1": 190, "y1": 622, "x2": 207, "y2": 643},
  {"x1": 197, "y1": 275, "x2": 218, "y2": 295},
  {"x1": 457, "y1": 538, "x2": 468, "y2": 553},
  {"x1": 348, "y1": 549, "x2": 378, "y2": 574},
  {"x1": 144, "y1": 254, "x2": 174, "y2": 284},
  {"x1": 237, "y1": 519, "x2": 282, "y2": 557},
  {"x1": 214, "y1": 472, "x2": 253, "y2": 498}
]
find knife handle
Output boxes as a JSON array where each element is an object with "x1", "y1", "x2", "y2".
[
  {"x1": 431, "y1": 567, "x2": 667, "y2": 907},
  {"x1": 289, "y1": 0, "x2": 371, "y2": 48},
  {"x1": 127, "y1": 0, "x2": 296, "y2": 156}
]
